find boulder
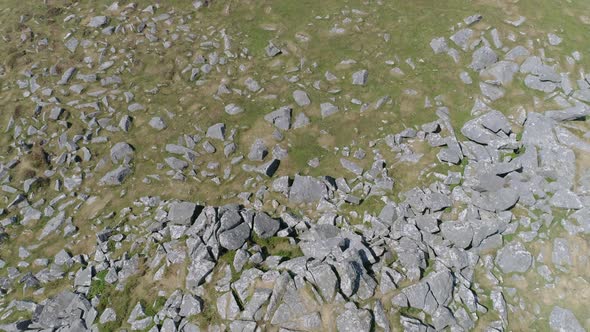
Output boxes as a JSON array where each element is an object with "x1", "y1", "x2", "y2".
[
  {"x1": 289, "y1": 175, "x2": 328, "y2": 204},
  {"x1": 495, "y1": 242, "x2": 533, "y2": 273},
  {"x1": 168, "y1": 202, "x2": 201, "y2": 225}
]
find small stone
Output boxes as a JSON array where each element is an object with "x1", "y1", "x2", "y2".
[
  {"x1": 149, "y1": 117, "x2": 167, "y2": 131},
  {"x1": 352, "y1": 70, "x2": 368, "y2": 85}
]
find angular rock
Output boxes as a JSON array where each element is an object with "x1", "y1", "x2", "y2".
[
  {"x1": 293, "y1": 90, "x2": 311, "y2": 107},
  {"x1": 352, "y1": 70, "x2": 368, "y2": 86},
  {"x1": 253, "y1": 212, "x2": 280, "y2": 239},
  {"x1": 495, "y1": 242, "x2": 533, "y2": 273},
  {"x1": 320, "y1": 103, "x2": 339, "y2": 118},
  {"x1": 549, "y1": 306, "x2": 584, "y2": 332},
  {"x1": 168, "y1": 202, "x2": 200, "y2": 225},
  {"x1": 99, "y1": 166, "x2": 131, "y2": 186},
  {"x1": 289, "y1": 175, "x2": 328, "y2": 204}
]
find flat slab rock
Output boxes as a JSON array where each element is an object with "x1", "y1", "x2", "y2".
[
  {"x1": 289, "y1": 175, "x2": 328, "y2": 204},
  {"x1": 495, "y1": 241, "x2": 533, "y2": 273}
]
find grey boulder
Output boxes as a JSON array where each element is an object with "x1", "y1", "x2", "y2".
[
  {"x1": 289, "y1": 175, "x2": 328, "y2": 204},
  {"x1": 495, "y1": 242, "x2": 533, "y2": 273},
  {"x1": 253, "y1": 212, "x2": 280, "y2": 239},
  {"x1": 549, "y1": 306, "x2": 584, "y2": 332},
  {"x1": 168, "y1": 201, "x2": 201, "y2": 225}
]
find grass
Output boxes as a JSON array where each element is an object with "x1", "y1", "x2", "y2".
[
  {"x1": 250, "y1": 234, "x2": 303, "y2": 259},
  {"x1": 88, "y1": 269, "x2": 108, "y2": 300}
]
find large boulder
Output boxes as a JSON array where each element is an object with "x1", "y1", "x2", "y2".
[
  {"x1": 253, "y1": 212, "x2": 280, "y2": 239},
  {"x1": 289, "y1": 175, "x2": 328, "y2": 204},
  {"x1": 168, "y1": 201, "x2": 202, "y2": 225},
  {"x1": 549, "y1": 306, "x2": 584, "y2": 332},
  {"x1": 495, "y1": 242, "x2": 533, "y2": 273}
]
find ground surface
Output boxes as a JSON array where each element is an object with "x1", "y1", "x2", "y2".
[{"x1": 0, "y1": 0, "x2": 590, "y2": 331}]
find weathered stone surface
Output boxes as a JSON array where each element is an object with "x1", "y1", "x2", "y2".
[
  {"x1": 99, "y1": 166, "x2": 131, "y2": 186},
  {"x1": 168, "y1": 201, "x2": 201, "y2": 225},
  {"x1": 206, "y1": 123, "x2": 226, "y2": 140},
  {"x1": 336, "y1": 306, "x2": 373, "y2": 332},
  {"x1": 320, "y1": 102, "x2": 339, "y2": 118},
  {"x1": 549, "y1": 306, "x2": 584, "y2": 332},
  {"x1": 495, "y1": 242, "x2": 533, "y2": 273},
  {"x1": 289, "y1": 175, "x2": 328, "y2": 204},
  {"x1": 550, "y1": 189, "x2": 583, "y2": 209},
  {"x1": 110, "y1": 142, "x2": 134, "y2": 164},
  {"x1": 253, "y1": 212, "x2": 280, "y2": 239},
  {"x1": 264, "y1": 107, "x2": 292, "y2": 130},
  {"x1": 293, "y1": 90, "x2": 311, "y2": 107},
  {"x1": 352, "y1": 69, "x2": 368, "y2": 85},
  {"x1": 470, "y1": 46, "x2": 498, "y2": 71}
]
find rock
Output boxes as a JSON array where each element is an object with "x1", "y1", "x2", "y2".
[
  {"x1": 253, "y1": 212, "x2": 280, "y2": 239},
  {"x1": 293, "y1": 90, "x2": 311, "y2": 107},
  {"x1": 460, "y1": 71, "x2": 473, "y2": 84},
  {"x1": 248, "y1": 139, "x2": 268, "y2": 161},
  {"x1": 546, "y1": 104, "x2": 590, "y2": 121},
  {"x1": 336, "y1": 306, "x2": 373, "y2": 332},
  {"x1": 495, "y1": 242, "x2": 533, "y2": 273},
  {"x1": 309, "y1": 264, "x2": 338, "y2": 302},
  {"x1": 149, "y1": 117, "x2": 167, "y2": 130},
  {"x1": 74, "y1": 267, "x2": 92, "y2": 287},
  {"x1": 573, "y1": 89, "x2": 590, "y2": 102},
  {"x1": 425, "y1": 269, "x2": 454, "y2": 307},
  {"x1": 168, "y1": 202, "x2": 201, "y2": 225},
  {"x1": 482, "y1": 61, "x2": 519, "y2": 85},
  {"x1": 206, "y1": 123, "x2": 226, "y2": 140},
  {"x1": 289, "y1": 175, "x2": 328, "y2": 204},
  {"x1": 470, "y1": 46, "x2": 498, "y2": 71},
  {"x1": 165, "y1": 157, "x2": 188, "y2": 170},
  {"x1": 481, "y1": 110, "x2": 511, "y2": 133},
  {"x1": 549, "y1": 306, "x2": 584, "y2": 332},
  {"x1": 225, "y1": 104, "x2": 244, "y2": 115},
  {"x1": 35, "y1": 291, "x2": 91, "y2": 329},
  {"x1": 480, "y1": 82, "x2": 505, "y2": 101},
  {"x1": 505, "y1": 45, "x2": 530, "y2": 61},
  {"x1": 464, "y1": 14, "x2": 483, "y2": 25},
  {"x1": 320, "y1": 102, "x2": 339, "y2": 118},
  {"x1": 450, "y1": 29, "x2": 473, "y2": 51},
  {"x1": 256, "y1": 159, "x2": 280, "y2": 177},
  {"x1": 490, "y1": 28, "x2": 502, "y2": 48},
  {"x1": 186, "y1": 259, "x2": 215, "y2": 289},
  {"x1": 99, "y1": 307, "x2": 117, "y2": 324},
  {"x1": 430, "y1": 37, "x2": 448, "y2": 54},
  {"x1": 440, "y1": 221, "x2": 473, "y2": 249},
  {"x1": 264, "y1": 106, "x2": 292, "y2": 130},
  {"x1": 64, "y1": 38, "x2": 79, "y2": 53},
  {"x1": 38, "y1": 211, "x2": 66, "y2": 240},
  {"x1": 49, "y1": 107, "x2": 64, "y2": 120},
  {"x1": 352, "y1": 70, "x2": 368, "y2": 85},
  {"x1": 552, "y1": 238, "x2": 572, "y2": 266},
  {"x1": 219, "y1": 222, "x2": 250, "y2": 250},
  {"x1": 57, "y1": 67, "x2": 77, "y2": 85},
  {"x1": 293, "y1": 112, "x2": 311, "y2": 128},
  {"x1": 88, "y1": 16, "x2": 109, "y2": 28},
  {"x1": 525, "y1": 74, "x2": 557, "y2": 92},
  {"x1": 110, "y1": 142, "x2": 134, "y2": 164},
  {"x1": 265, "y1": 42, "x2": 282, "y2": 57},
  {"x1": 473, "y1": 188, "x2": 519, "y2": 212},
  {"x1": 245, "y1": 77, "x2": 261, "y2": 92},
  {"x1": 490, "y1": 289, "x2": 508, "y2": 323},
  {"x1": 99, "y1": 166, "x2": 131, "y2": 186},
  {"x1": 179, "y1": 294, "x2": 203, "y2": 317},
  {"x1": 547, "y1": 33, "x2": 562, "y2": 46},
  {"x1": 340, "y1": 158, "x2": 363, "y2": 176},
  {"x1": 426, "y1": 192, "x2": 451, "y2": 211},
  {"x1": 550, "y1": 189, "x2": 583, "y2": 209}
]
